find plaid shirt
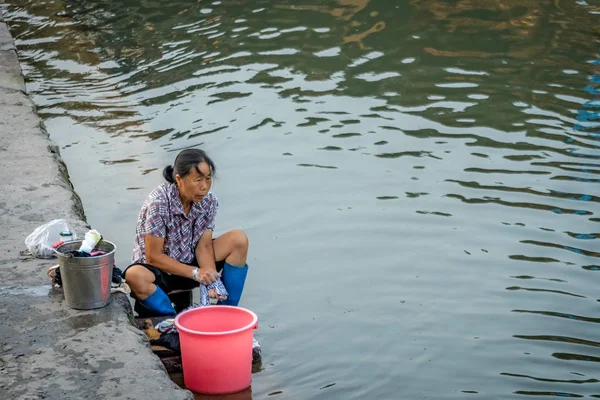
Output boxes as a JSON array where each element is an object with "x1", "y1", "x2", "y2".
[{"x1": 131, "y1": 182, "x2": 218, "y2": 264}]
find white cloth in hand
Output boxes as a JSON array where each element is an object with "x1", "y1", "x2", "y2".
[{"x1": 199, "y1": 278, "x2": 228, "y2": 306}]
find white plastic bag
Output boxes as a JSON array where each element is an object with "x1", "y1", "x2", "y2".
[{"x1": 24, "y1": 219, "x2": 78, "y2": 258}]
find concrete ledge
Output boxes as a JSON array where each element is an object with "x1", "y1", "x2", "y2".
[
  {"x1": 0, "y1": 291, "x2": 192, "y2": 399},
  {"x1": 0, "y1": 12, "x2": 193, "y2": 400}
]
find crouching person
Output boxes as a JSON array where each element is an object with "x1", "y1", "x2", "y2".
[{"x1": 123, "y1": 148, "x2": 249, "y2": 316}]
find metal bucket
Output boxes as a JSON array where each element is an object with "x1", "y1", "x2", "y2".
[{"x1": 55, "y1": 240, "x2": 116, "y2": 310}]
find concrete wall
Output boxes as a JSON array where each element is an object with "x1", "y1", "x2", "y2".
[{"x1": 0, "y1": 8, "x2": 193, "y2": 400}]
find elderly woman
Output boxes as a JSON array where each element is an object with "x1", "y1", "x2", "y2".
[{"x1": 123, "y1": 148, "x2": 249, "y2": 316}]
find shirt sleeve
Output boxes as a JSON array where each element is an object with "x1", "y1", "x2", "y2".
[{"x1": 143, "y1": 199, "x2": 167, "y2": 238}]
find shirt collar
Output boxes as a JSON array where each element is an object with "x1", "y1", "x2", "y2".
[{"x1": 168, "y1": 183, "x2": 185, "y2": 216}]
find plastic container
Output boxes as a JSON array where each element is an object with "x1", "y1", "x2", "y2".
[
  {"x1": 54, "y1": 240, "x2": 115, "y2": 310},
  {"x1": 59, "y1": 231, "x2": 74, "y2": 242},
  {"x1": 174, "y1": 306, "x2": 258, "y2": 394}
]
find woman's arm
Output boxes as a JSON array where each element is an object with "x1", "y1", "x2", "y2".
[
  {"x1": 145, "y1": 234, "x2": 218, "y2": 284},
  {"x1": 195, "y1": 229, "x2": 218, "y2": 274},
  {"x1": 145, "y1": 234, "x2": 195, "y2": 278}
]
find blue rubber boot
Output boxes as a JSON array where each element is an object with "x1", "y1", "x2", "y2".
[
  {"x1": 219, "y1": 262, "x2": 248, "y2": 306},
  {"x1": 139, "y1": 286, "x2": 176, "y2": 316}
]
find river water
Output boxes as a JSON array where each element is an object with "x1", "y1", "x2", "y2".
[{"x1": 3, "y1": 0, "x2": 600, "y2": 398}]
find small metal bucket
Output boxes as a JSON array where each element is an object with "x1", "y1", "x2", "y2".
[{"x1": 55, "y1": 240, "x2": 116, "y2": 310}]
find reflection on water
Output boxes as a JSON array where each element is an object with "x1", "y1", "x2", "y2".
[{"x1": 3, "y1": 0, "x2": 600, "y2": 398}]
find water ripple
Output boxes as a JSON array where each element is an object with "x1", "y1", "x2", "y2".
[{"x1": 4, "y1": 0, "x2": 600, "y2": 398}]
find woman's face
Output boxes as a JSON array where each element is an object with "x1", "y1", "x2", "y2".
[{"x1": 176, "y1": 161, "x2": 212, "y2": 203}]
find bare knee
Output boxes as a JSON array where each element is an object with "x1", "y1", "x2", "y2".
[
  {"x1": 215, "y1": 229, "x2": 249, "y2": 266},
  {"x1": 231, "y1": 229, "x2": 249, "y2": 253},
  {"x1": 124, "y1": 265, "x2": 155, "y2": 298}
]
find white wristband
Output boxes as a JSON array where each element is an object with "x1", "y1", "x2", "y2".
[{"x1": 192, "y1": 267, "x2": 199, "y2": 282}]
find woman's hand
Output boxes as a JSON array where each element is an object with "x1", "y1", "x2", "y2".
[
  {"x1": 194, "y1": 268, "x2": 220, "y2": 285},
  {"x1": 208, "y1": 288, "x2": 228, "y2": 301}
]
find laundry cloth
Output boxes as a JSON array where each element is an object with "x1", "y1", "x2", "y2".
[{"x1": 199, "y1": 278, "x2": 229, "y2": 306}]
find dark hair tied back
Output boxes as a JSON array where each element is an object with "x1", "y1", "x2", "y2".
[
  {"x1": 163, "y1": 165, "x2": 175, "y2": 183},
  {"x1": 162, "y1": 148, "x2": 216, "y2": 184}
]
